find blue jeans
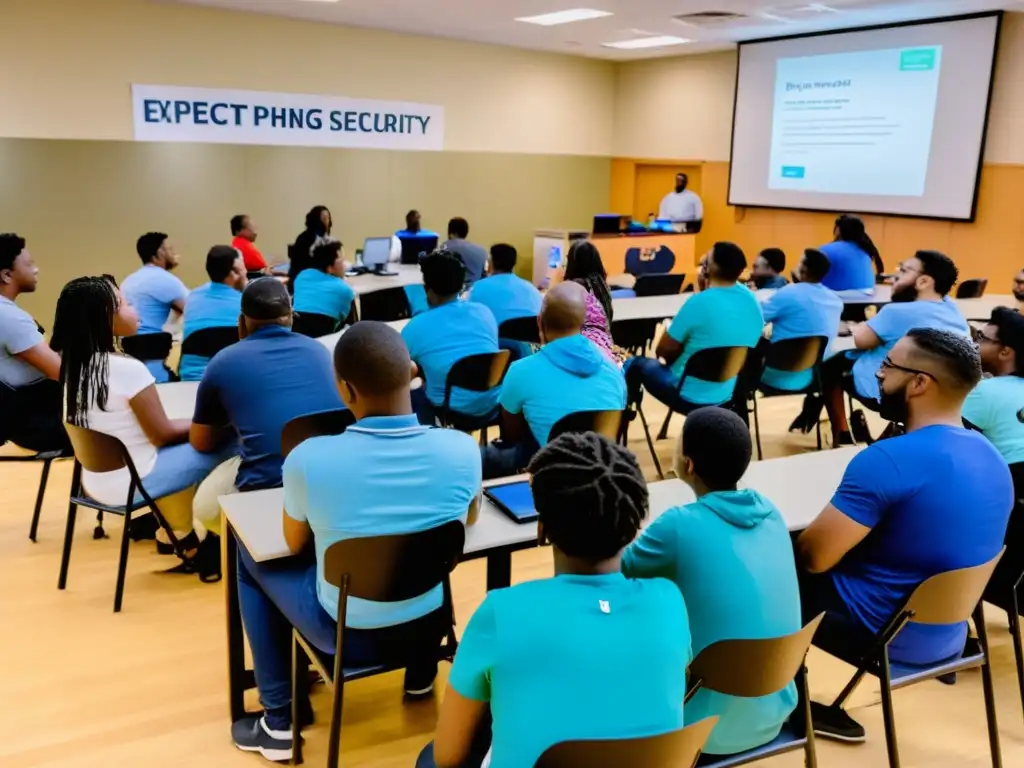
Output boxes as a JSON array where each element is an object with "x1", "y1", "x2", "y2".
[
  {"x1": 236, "y1": 538, "x2": 448, "y2": 731},
  {"x1": 623, "y1": 356, "x2": 689, "y2": 412},
  {"x1": 481, "y1": 433, "x2": 541, "y2": 480},
  {"x1": 135, "y1": 441, "x2": 238, "y2": 504}
]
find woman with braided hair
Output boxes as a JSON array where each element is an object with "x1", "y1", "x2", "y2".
[
  {"x1": 563, "y1": 240, "x2": 619, "y2": 364},
  {"x1": 419, "y1": 432, "x2": 691, "y2": 768}
]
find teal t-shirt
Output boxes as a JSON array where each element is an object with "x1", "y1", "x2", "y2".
[
  {"x1": 963, "y1": 375, "x2": 1024, "y2": 465},
  {"x1": 179, "y1": 281, "x2": 242, "y2": 381},
  {"x1": 292, "y1": 269, "x2": 356, "y2": 326},
  {"x1": 449, "y1": 573, "x2": 690, "y2": 768},
  {"x1": 469, "y1": 273, "x2": 543, "y2": 327},
  {"x1": 666, "y1": 284, "x2": 764, "y2": 405},
  {"x1": 622, "y1": 489, "x2": 801, "y2": 756},
  {"x1": 760, "y1": 282, "x2": 843, "y2": 392}
]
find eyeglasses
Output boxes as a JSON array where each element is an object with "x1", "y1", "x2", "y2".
[
  {"x1": 974, "y1": 328, "x2": 1001, "y2": 345},
  {"x1": 879, "y1": 357, "x2": 937, "y2": 381}
]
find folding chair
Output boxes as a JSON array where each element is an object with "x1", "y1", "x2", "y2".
[
  {"x1": 281, "y1": 408, "x2": 356, "y2": 458},
  {"x1": 1, "y1": 446, "x2": 63, "y2": 542},
  {"x1": 59, "y1": 424, "x2": 194, "y2": 612},
  {"x1": 178, "y1": 325, "x2": 239, "y2": 378},
  {"x1": 535, "y1": 717, "x2": 718, "y2": 768},
  {"x1": 638, "y1": 346, "x2": 749, "y2": 479},
  {"x1": 822, "y1": 550, "x2": 1005, "y2": 768},
  {"x1": 291, "y1": 312, "x2": 338, "y2": 339},
  {"x1": 360, "y1": 286, "x2": 411, "y2": 322},
  {"x1": 498, "y1": 316, "x2": 541, "y2": 344},
  {"x1": 612, "y1": 318, "x2": 662, "y2": 356},
  {"x1": 290, "y1": 520, "x2": 465, "y2": 768},
  {"x1": 750, "y1": 336, "x2": 828, "y2": 460},
  {"x1": 549, "y1": 409, "x2": 624, "y2": 445},
  {"x1": 956, "y1": 278, "x2": 989, "y2": 299},
  {"x1": 684, "y1": 615, "x2": 823, "y2": 767},
  {"x1": 634, "y1": 273, "x2": 686, "y2": 297},
  {"x1": 438, "y1": 350, "x2": 511, "y2": 444}
]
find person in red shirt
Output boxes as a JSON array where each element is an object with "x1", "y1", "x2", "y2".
[{"x1": 231, "y1": 214, "x2": 267, "y2": 274}]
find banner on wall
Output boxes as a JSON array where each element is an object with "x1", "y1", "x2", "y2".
[{"x1": 131, "y1": 84, "x2": 444, "y2": 151}]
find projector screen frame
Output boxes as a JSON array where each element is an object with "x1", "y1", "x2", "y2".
[{"x1": 726, "y1": 11, "x2": 1004, "y2": 223}]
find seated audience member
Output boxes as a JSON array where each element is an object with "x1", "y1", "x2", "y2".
[
  {"x1": 796, "y1": 329, "x2": 1011, "y2": 741},
  {"x1": 482, "y1": 282, "x2": 626, "y2": 479},
  {"x1": 231, "y1": 214, "x2": 267, "y2": 274},
  {"x1": 179, "y1": 245, "x2": 247, "y2": 381},
  {"x1": 231, "y1": 321, "x2": 481, "y2": 761},
  {"x1": 396, "y1": 209, "x2": 438, "y2": 239},
  {"x1": 564, "y1": 240, "x2": 618, "y2": 362},
  {"x1": 442, "y1": 217, "x2": 487, "y2": 286},
  {"x1": 190, "y1": 278, "x2": 344, "y2": 543},
  {"x1": 0, "y1": 233, "x2": 68, "y2": 453},
  {"x1": 122, "y1": 231, "x2": 188, "y2": 383},
  {"x1": 402, "y1": 250, "x2": 500, "y2": 425},
  {"x1": 289, "y1": 205, "x2": 332, "y2": 291},
  {"x1": 625, "y1": 242, "x2": 763, "y2": 410},
  {"x1": 623, "y1": 407, "x2": 800, "y2": 759},
  {"x1": 819, "y1": 214, "x2": 883, "y2": 293},
  {"x1": 53, "y1": 276, "x2": 235, "y2": 572},
  {"x1": 468, "y1": 243, "x2": 542, "y2": 327},
  {"x1": 292, "y1": 240, "x2": 356, "y2": 330},
  {"x1": 819, "y1": 250, "x2": 968, "y2": 444},
  {"x1": 750, "y1": 247, "x2": 789, "y2": 290},
  {"x1": 420, "y1": 433, "x2": 689, "y2": 768}
]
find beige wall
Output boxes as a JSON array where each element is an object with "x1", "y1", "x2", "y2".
[
  {"x1": 613, "y1": 12, "x2": 1024, "y2": 164},
  {"x1": 0, "y1": 0, "x2": 615, "y2": 156}
]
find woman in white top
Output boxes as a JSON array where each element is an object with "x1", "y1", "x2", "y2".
[{"x1": 52, "y1": 276, "x2": 236, "y2": 578}]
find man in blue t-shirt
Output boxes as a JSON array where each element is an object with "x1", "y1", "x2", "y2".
[
  {"x1": 179, "y1": 245, "x2": 247, "y2": 381},
  {"x1": 402, "y1": 249, "x2": 501, "y2": 424},
  {"x1": 482, "y1": 282, "x2": 626, "y2": 478},
  {"x1": 750, "y1": 247, "x2": 789, "y2": 291},
  {"x1": 818, "y1": 214, "x2": 880, "y2": 293},
  {"x1": 624, "y1": 241, "x2": 763, "y2": 412},
  {"x1": 468, "y1": 243, "x2": 543, "y2": 327},
  {"x1": 819, "y1": 250, "x2": 968, "y2": 445},
  {"x1": 189, "y1": 279, "x2": 344, "y2": 538},
  {"x1": 292, "y1": 239, "x2": 356, "y2": 331},
  {"x1": 395, "y1": 209, "x2": 439, "y2": 240},
  {"x1": 121, "y1": 231, "x2": 189, "y2": 382},
  {"x1": 231, "y1": 321, "x2": 481, "y2": 761},
  {"x1": 796, "y1": 328, "x2": 1012, "y2": 743}
]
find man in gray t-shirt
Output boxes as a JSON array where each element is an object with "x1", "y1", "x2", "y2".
[{"x1": 442, "y1": 217, "x2": 488, "y2": 286}]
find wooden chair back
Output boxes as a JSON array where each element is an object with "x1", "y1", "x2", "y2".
[
  {"x1": 499, "y1": 316, "x2": 541, "y2": 344},
  {"x1": 904, "y1": 549, "x2": 1005, "y2": 625},
  {"x1": 682, "y1": 346, "x2": 749, "y2": 385},
  {"x1": 534, "y1": 717, "x2": 718, "y2": 768},
  {"x1": 686, "y1": 615, "x2": 824, "y2": 700},
  {"x1": 64, "y1": 423, "x2": 130, "y2": 473},
  {"x1": 955, "y1": 278, "x2": 988, "y2": 299},
  {"x1": 549, "y1": 410, "x2": 623, "y2": 442},
  {"x1": 763, "y1": 336, "x2": 828, "y2": 374},
  {"x1": 281, "y1": 408, "x2": 356, "y2": 458}
]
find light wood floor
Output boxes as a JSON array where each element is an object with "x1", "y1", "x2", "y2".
[{"x1": 2, "y1": 396, "x2": 1023, "y2": 767}]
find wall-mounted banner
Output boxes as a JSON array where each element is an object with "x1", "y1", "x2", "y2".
[{"x1": 132, "y1": 84, "x2": 444, "y2": 151}]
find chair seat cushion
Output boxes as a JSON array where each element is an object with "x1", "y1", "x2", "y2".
[
  {"x1": 889, "y1": 649, "x2": 986, "y2": 688},
  {"x1": 698, "y1": 725, "x2": 806, "y2": 767}
]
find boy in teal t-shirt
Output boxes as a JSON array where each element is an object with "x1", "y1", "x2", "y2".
[
  {"x1": 421, "y1": 433, "x2": 691, "y2": 768},
  {"x1": 291, "y1": 240, "x2": 356, "y2": 330},
  {"x1": 623, "y1": 407, "x2": 801, "y2": 758}
]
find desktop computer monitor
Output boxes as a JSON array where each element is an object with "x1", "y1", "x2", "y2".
[
  {"x1": 399, "y1": 234, "x2": 439, "y2": 265},
  {"x1": 592, "y1": 214, "x2": 628, "y2": 236},
  {"x1": 362, "y1": 237, "x2": 395, "y2": 275}
]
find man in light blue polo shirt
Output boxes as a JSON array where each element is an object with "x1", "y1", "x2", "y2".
[
  {"x1": 624, "y1": 242, "x2": 763, "y2": 410},
  {"x1": 121, "y1": 231, "x2": 189, "y2": 382},
  {"x1": 483, "y1": 282, "x2": 625, "y2": 478},
  {"x1": 231, "y1": 322, "x2": 481, "y2": 761},
  {"x1": 179, "y1": 245, "x2": 247, "y2": 381},
  {"x1": 965, "y1": 307, "x2": 1024, "y2": 465},
  {"x1": 292, "y1": 239, "x2": 356, "y2": 329},
  {"x1": 623, "y1": 407, "x2": 801, "y2": 759},
  {"x1": 469, "y1": 243, "x2": 542, "y2": 327},
  {"x1": 403, "y1": 249, "x2": 500, "y2": 424}
]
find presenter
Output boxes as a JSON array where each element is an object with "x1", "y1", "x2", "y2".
[{"x1": 657, "y1": 173, "x2": 703, "y2": 226}]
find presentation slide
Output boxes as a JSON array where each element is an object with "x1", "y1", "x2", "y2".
[{"x1": 729, "y1": 14, "x2": 1000, "y2": 220}]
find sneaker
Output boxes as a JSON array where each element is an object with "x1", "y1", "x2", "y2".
[
  {"x1": 810, "y1": 702, "x2": 866, "y2": 743},
  {"x1": 231, "y1": 714, "x2": 293, "y2": 763},
  {"x1": 404, "y1": 682, "x2": 435, "y2": 702}
]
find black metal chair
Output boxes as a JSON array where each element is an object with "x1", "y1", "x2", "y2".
[
  {"x1": 291, "y1": 312, "x2": 338, "y2": 339},
  {"x1": 638, "y1": 346, "x2": 750, "y2": 479},
  {"x1": 438, "y1": 350, "x2": 511, "y2": 444},
  {"x1": 120, "y1": 331, "x2": 173, "y2": 363},
  {"x1": 498, "y1": 316, "x2": 541, "y2": 344},
  {"x1": 749, "y1": 336, "x2": 829, "y2": 460},
  {"x1": 819, "y1": 551, "x2": 1005, "y2": 768},
  {"x1": 179, "y1": 326, "x2": 238, "y2": 362},
  {"x1": 549, "y1": 409, "x2": 625, "y2": 445},
  {"x1": 360, "y1": 286, "x2": 411, "y2": 322},
  {"x1": 956, "y1": 278, "x2": 989, "y2": 299},
  {"x1": 59, "y1": 424, "x2": 193, "y2": 612},
  {"x1": 290, "y1": 521, "x2": 465, "y2": 768},
  {"x1": 612, "y1": 318, "x2": 662, "y2": 356},
  {"x1": 281, "y1": 408, "x2": 356, "y2": 458},
  {"x1": 634, "y1": 273, "x2": 686, "y2": 297}
]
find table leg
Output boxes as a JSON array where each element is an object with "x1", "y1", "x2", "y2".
[
  {"x1": 225, "y1": 525, "x2": 246, "y2": 722},
  {"x1": 486, "y1": 550, "x2": 512, "y2": 591}
]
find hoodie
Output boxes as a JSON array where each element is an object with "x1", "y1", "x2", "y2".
[
  {"x1": 622, "y1": 489, "x2": 802, "y2": 757},
  {"x1": 497, "y1": 334, "x2": 626, "y2": 445}
]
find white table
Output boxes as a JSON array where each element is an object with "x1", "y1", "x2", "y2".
[
  {"x1": 317, "y1": 318, "x2": 409, "y2": 352},
  {"x1": 156, "y1": 381, "x2": 199, "y2": 420},
  {"x1": 346, "y1": 264, "x2": 422, "y2": 296}
]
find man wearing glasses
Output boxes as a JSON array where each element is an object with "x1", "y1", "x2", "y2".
[
  {"x1": 794, "y1": 328, "x2": 1012, "y2": 743},
  {"x1": 818, "y1": 250, "x2": 968, "y2": 445}
]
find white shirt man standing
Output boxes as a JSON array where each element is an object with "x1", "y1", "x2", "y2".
[{"x1": 658, "y1": 172, "x2": 704, "y2": 224}]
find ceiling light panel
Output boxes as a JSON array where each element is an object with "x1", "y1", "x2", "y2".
[
  {"x1": 603, "y1": 35, "x2": 692, "y2": 50},
  {"x1": 516, "y1": 8, "x2": 613, "y2": 26}
]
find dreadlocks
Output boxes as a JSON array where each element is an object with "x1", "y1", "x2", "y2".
[
  {"x1": 528, "y1": 432, "x2": 648, "y2": 562},
  {"x1": 51, "y1": 276, "x2": 120, "y2": 427}
]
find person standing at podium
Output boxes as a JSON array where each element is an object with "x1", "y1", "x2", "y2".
[{"x1": 657, "y1": 172, "x2": 703, "y2": 226}]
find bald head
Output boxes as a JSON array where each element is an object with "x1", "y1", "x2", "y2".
[{"x1": 541, "y1": 281, "x2": 588, "y2": 341}]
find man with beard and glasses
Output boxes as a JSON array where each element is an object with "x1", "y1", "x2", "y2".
[
  {"x1": 794, "y1": 328, "x2": 1011, "y2": 744},
  {"x1": 816, "y1": 250, "x2": 968, "y2": 445}
]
